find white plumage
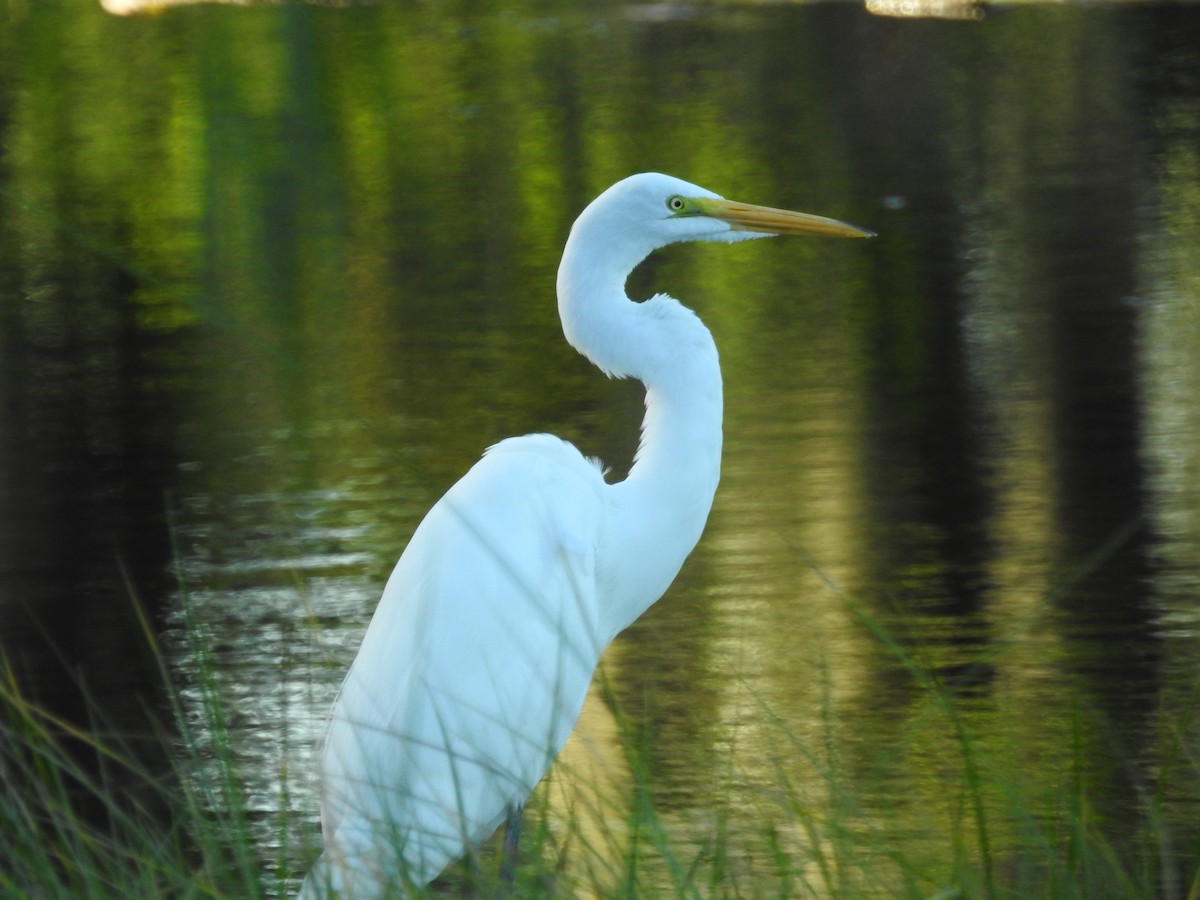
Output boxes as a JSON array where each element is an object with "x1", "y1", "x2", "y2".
[{"x1": 298, "y1": 173, "x2": 871, "y2": 897}]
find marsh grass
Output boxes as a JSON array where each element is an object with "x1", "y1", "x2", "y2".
[
  {"x1": 0, "y1": 661, "x2": 253, "y2": 896},
  {"x1": 0, "y1": 558, "x2": 299, "y2": 899},
  {"x1": 1, "y1": 589, "x2": 1196, "y2": 899}
]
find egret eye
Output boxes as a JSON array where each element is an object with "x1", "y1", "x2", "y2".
[{"x1": 667, "y1": 196, "x2": 687, "y2": 213}]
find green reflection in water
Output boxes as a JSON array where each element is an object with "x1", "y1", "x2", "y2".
[{"x1": 1, "y1": 1, "x2": 1199, "y2": 896}]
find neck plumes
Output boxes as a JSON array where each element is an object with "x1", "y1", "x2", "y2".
[{"x1": 557, "y1": 221, "x2": 723, "y2": 642}]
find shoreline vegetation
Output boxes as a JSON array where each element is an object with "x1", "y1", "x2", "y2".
[{"x1": 2, "y1": 589, "x2": 1195, "y2": 899}]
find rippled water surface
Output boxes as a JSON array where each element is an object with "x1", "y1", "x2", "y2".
[{"x1": 2, "y1": 1, "x2": 1199, "y2": 894}]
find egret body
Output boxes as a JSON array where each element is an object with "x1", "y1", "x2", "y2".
[{"x1": 298, "y1": 173, "x2": 871, "y2": 898}]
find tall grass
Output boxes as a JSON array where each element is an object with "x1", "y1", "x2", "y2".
[
  {"x1": 0, "y1": 663, "x2": 261, "y2": 897},
  {"x1": 0, "y1": 596, "x2": 1196, "y2": 899},
  {"x1": 0, "y1": 578, "x2": 282, "y2": 900}
]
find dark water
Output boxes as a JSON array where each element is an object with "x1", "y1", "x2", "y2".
[{"x1": 2, "y1": 0, "x2": 1199, "y2": 893}]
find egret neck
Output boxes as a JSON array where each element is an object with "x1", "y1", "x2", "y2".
[{"x1": 557, "y1": 213, "x2": 723, "y2": 645}]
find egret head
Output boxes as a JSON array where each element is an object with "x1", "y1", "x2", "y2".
[{"x1": 570, "y1": 172, "x2": 873, "y2": 268}]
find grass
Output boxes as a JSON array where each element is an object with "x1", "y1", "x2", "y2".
[
  {"x1": 0, "y1": 665, "x2": 257, "y2": 897},
  {"x1": 0, "y1": 592, "x2": 1197, "y2": 899},
  {"x1": 0, "y1": 580, "x2": 279, "y2": 899}
]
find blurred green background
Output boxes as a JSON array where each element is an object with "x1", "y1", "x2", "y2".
[{"x1": 1, "y1": 0, "x2": 1198, "y2": 894}]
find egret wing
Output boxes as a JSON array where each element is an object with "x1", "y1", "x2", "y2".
[{"x1": 314, "y1": 435, "x2": 607, "y2": 893}]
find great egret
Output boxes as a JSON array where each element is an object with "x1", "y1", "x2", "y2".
[{"x1": 298, "y1": 173, "x2": 872, "y2": 898}]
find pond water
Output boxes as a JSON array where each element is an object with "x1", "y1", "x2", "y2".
[{"x1": 1, "y1": 0, "x2": 1199, "y2": 895}]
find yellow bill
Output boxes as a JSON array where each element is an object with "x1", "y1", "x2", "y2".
[{"x1": 695, "y1": 197, "x2": 875, "y2": 239}]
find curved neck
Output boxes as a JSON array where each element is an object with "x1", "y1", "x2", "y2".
[{"x1": 557, "y1": 230, "x2": 723, "y2": 643}]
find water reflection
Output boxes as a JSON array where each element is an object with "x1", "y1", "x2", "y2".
[{"x1": 2, "y1": 0, "x2": 1200, "y2": 895}]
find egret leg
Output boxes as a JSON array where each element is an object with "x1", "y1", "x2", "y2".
[{"x1": 500, "y1": 801, "x2": 524, "y2": 888}]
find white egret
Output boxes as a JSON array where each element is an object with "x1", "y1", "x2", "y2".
[{"x1": 298, "y1": 173, "x2": 872, "y2": 898}]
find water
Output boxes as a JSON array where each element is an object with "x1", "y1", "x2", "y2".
[{"x1": 1, "y1": 0, "x2": 1199, "y2": 894}]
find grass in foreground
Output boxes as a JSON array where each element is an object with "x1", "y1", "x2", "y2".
[{"x1": 1, "y1": 606, "x2": 1197, "y2": 900}]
